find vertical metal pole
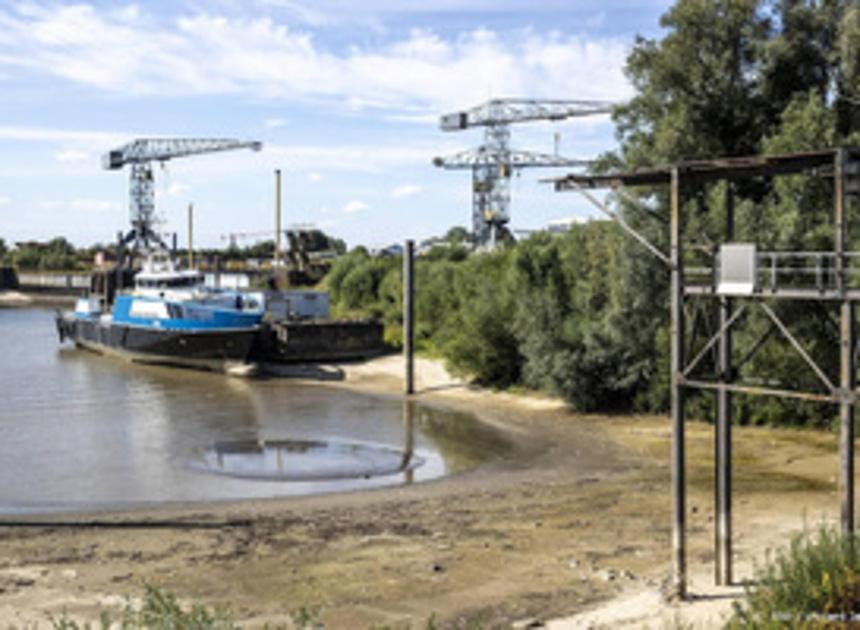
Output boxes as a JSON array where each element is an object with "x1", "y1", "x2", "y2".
[
  {"x1": 275, "y1": 169, "x2": 282, "y2": 270},
  {"x1": 187, "y1": 203, "x2": 194, "y2": 270},
  {"x1": 402, "y1": 398, "x2": 415, "y2": 485},
  {"x1": 404, "y1": 239, "x2": 415, "y2": 395},
  {"x1": 716, "y1": 184, "x2": 734, "y2": 586},
  {"x1": 671, "y1": 166, "x2": 687, "y2": 599},
  {"x1": 841, "y1": 301, "x2": 855, "y2": 536},
  {"x1": 171, "y1": 232, "x2": 177, "y2": 255},
  {"x1": 836, "y1": 149, "x2": 855, "y2": 536}
]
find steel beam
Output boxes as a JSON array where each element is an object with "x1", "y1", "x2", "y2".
[
  {"x1": 685, "y1": 286, "x2": 860, "y2": 301},
  {"x1": 568, "y1": 181, "x2": 671, "y2": 266},
  {"x1": 760, "y1": 302, "x2": 836, "y2": 393},
  {"x1": 670, "y1": 167, "x2": 686, "y2": 599},
  {"x1": 716, "y1": 184, "x2": 734, "y2": 586},
  {"x1": 836, "y1": 150, "x2": 855, "y2": 536},
  {"x1": 682, "y1": 304, "x2": 745, "y2": 378},
  {"x1": 682, "y1": 379, "x2": 837, "y2": 404}
]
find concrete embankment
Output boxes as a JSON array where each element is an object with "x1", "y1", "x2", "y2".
[{"x1": 0, "y1": 269, "x2": 80, "y2": 307}]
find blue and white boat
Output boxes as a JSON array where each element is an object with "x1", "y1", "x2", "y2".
[{"x1": 56, "y1": 253, "x2": 265, "y2": 375}]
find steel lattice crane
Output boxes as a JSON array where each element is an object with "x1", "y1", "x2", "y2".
[
  {"x1": 433, "y1": 98, "x2": 615, "y2": 248},
  {"x1": 103, "y1": 138, "x2": 262, "y2": 251}
]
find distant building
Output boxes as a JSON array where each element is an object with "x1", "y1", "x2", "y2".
[
  {"x1": 370, "y1": 243, "x2": 404, "y2": 257},
  {"x1": 546, "y1": 216, "x2": 590, "y2": 233}
]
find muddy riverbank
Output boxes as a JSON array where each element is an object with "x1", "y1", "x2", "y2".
[{"x1": 0, "y1": 355, "x2": 845, "y2": 627}]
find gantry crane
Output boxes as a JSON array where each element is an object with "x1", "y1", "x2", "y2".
[
  {"x1": 103, "y1": 138, "x2": 262, "y2": 251},
  {"x1": 433, "y1": 98, "x2": 615, "y2": 248}
]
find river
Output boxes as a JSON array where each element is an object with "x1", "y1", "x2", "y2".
[{"x1": 0, "y1": 307, "x2": 508, "y2": 515}]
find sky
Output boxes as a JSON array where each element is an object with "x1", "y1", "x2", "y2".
[{"x1": 0, "y1": 0, "x2": 673, "y2": 249}]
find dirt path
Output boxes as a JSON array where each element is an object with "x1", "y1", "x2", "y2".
[{"x1": 0, "y1": 355, "x2": 846, "y2": 627}]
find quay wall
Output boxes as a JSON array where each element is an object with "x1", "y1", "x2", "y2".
[{"x1": 16, "y1": 272, "x2": 89, "y2": 294}]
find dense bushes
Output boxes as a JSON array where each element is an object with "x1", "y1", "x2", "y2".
[
  {"x1": 728, "y1": 527, "x2": 860, "y2": 628},
  {"x1": 325, "y1": 224, "x2": 663, "y2": 411}
]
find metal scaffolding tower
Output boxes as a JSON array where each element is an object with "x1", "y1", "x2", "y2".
[
  {"x1": 103, "y1": 138, "x2": 262, "y2": 251},
  {"x1": 551, "y1": 147, "x2": 860, "y2": 599},
  {"x1": 433, "y1": 98, "x2": 614, "y2": 247}
]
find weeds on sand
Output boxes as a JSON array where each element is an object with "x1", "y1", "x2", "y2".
[
  {"x1": 727, "y1": 526, "x2": 860, "y2": 628},
  {"x1": 49, "y1": 583, "x2": 239, "y2": 629}
]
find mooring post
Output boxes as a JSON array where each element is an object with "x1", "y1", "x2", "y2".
[
  {"x1": 835, "y1": 149, "x2": 855, "y2": 536},
  {"x1": 404, "y1": 239, "x2": 415, "y2": 395},
  {"x1": 716, "y1": 184, "x2": 734, "y2": 586},
  {"x1": 187, "y1": 203, "x2": 194, "y2": 270},
  {"x1": 670, "y1": 166, "x2": 687, "y2": 599},
  {"x1": 275, "y1": 169, "x2": 282, "y2": 271},
  {"x1": 114, "y1": 230, "x2": 124, "y2": 307},
  {"x1": 214, "y1": 255, "x2": 222, "y2": 290},
  {"x1": 402, "y1": 398, "x2": 415, "y2": 484}
]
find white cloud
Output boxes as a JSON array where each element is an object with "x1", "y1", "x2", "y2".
[
  {"x1": 264, "y1": 117, "x2": 288, "y2": 128},
  {"x1": 0, "y1": 5, "x2": 632, "y2": 112},
  {"x1": 55, "y1": 149, "x2": 90, "y2": 162},
  {"x1": 342, "y1": 200, "x2": 368, "y2": 214},
  {"x1": 307, "y1": 171, "x2": 323, "y2": 182},
  {"x1": 265, "y1": 142, "x2": 450, "y2": 173},
  {"x1": 0, "y1": 125, "x2": 126, "y2": 147},
  {"x1": 0, "y1": 195, "x2": 10, "y2": 206},
  {"x1": 390, "y1": 183, "x2": 423, "y2": 198},
  {"x1": 162, "y1": 182, "x2": 189, "y2": 197},
  {"x1": 40, "y1": 198, "x2": 120, "y2": 213}
]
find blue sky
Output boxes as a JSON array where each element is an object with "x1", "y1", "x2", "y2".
[{"x1": 0, "y1": 0, "x2": 672, "y2": 249}]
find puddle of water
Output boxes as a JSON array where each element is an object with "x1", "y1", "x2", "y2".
[{"x1": 194, "y1": 439, "x2": 425, "y2": 481}]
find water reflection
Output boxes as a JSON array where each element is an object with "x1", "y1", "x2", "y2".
[
  {"x1": 197, "y1": 439, "x2": 424, "y2": 481},
  {"x1": 196, "y1": 399, "x2": 423, "y2": 484}
]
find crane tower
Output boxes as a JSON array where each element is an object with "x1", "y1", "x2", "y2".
[
  {"x1": 433, "y1": 98, "x2": 615, "y2": 248},
  {"x1": 103, "y1": 138, "x2": 262, "y2": 251}
]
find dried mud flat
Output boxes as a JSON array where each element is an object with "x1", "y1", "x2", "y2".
[{"x1": 0, "y1": 356, "x2": 847, "y2": 628}]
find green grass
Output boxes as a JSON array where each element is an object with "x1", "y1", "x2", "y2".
[
  {"x1": 727, "y1": 526, "x2": 860, "y2": 628},
  {"x1": 50, "y1": 584, "x2": 239, "y2": 629}
]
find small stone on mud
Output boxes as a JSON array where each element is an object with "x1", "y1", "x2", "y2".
[
  {"x1": 691, "y1": 505, "x2": 699, "y2": 514},
  {"x1": 512, "y1": 619, "x2": 545, "y2": 629},
  {"x1": 568, "y1": 559, "x2": 580, "y2": 569},
  {"x1": 431, "y1": 562, "x2": 445, "y2": 573},
  {"x1": 599, "y1": 569, "x2": 617, "y2": 582},
  {"x1": 61, "y1": 569, "x2": 77, "y2": 580}
]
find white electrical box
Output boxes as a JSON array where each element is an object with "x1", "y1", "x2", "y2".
[{"x1": 718, "y1": 243, "x2": 757, "y2": 295}]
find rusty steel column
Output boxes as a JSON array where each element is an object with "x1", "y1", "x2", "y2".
[
  {"x1": 836, "y1": 149, "x2": 855, "y2": 536},
  {"x1": 716, "y1": 184, "x2": 734, "y2": 586},
  {"x1": 404, "y1": 239, "x2": 415, "y2": 395},
  {"x1": 671, "y1": 166, "x2": 686, "y2": 599}
]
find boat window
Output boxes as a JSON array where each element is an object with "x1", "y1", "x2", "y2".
[{"x1": 167, "y1": 304, "x2": 183, "y2": 319}]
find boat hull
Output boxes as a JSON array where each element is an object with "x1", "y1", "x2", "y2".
[{"x1": 56, "y1": 313, "x2": 258, "y2": 374}]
